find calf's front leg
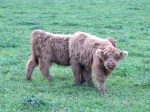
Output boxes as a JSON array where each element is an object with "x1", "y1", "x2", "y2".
[
  {"x1": 92, "y1": 63, "x2": 107, "y2": 93},
  {"x1": 96, "y1": 76, "x2": 107, "y2": 93}
]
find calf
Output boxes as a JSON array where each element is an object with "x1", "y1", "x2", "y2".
[
  {"x1": 26, "y1": 30, "x2": 72, "y2": 81},
  {"x1": 69, "y1": 32, "x2": 128, "y2": 93}
]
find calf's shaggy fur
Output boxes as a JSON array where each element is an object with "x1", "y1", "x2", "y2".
[
  {"x1": 26, "y1": 30, "x2": 127, "y2": 93},
  {"x1": 69, "y1": 32, "x2": 128, "y2": 93},
  {"x1": 26, "y1": 30, "x2": 72, "y2": 81},
  {"x1": 26, "y1": 30, "x2": 116, "y2": 82}
]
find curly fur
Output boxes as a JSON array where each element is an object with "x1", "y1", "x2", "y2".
[
  {"x1": 69, "y1": 32, "x2": 128, "y2": 93},
  {"x1": 26, "y1": 30, "x2": 72, "y2": 81}
]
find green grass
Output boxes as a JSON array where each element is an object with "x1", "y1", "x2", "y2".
[{"x1": 0, "y1": 0, "x2": 150, "y2": 111}]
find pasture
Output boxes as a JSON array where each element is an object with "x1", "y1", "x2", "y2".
[{"x1": 0, "y1": 0, "x2": 150, "y2": 111}]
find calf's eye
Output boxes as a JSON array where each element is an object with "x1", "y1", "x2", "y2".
[
  {"x1": 104, "y1": 55, "x2": 108, "y2": 60},
  {"x1": 115, "y1": 56, "x2": 119, "y2": 60}
]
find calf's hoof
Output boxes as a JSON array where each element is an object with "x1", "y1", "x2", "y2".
[
  {"x1": 81, "y1": 78, "x2": 86, "y2": 84},
  {"x1": 75, "y1": 80, "x2": 83, "y2": 85},
  {"x1": 87, "y1": 83, "x2": 95, "y2": 88},
  {"x1": 99, "y1": 88, "x2": 107, "y2": 94},
  {"x1": 26, "y1": 77, "x2": 31, "y2": 81},
  {"x1": 48, "y1": 78, "x2": 54, "y2": 82},
  {"x1": 47, "y1": 76, "x2": 54, "y2": 82}
]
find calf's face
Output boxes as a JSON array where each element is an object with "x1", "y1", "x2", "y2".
[{"x1": 96, "y1": 47, "x2": 128, "y2": 71}]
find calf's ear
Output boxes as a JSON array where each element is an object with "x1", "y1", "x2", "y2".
[
  {"x1": 120, "y1": 51, "x2": 128, "y2": 59},
  {"x1": 96, "y1": 50, "x2": 104, "y2": 59},
  {"x1": 107, "y1": 37, "x2": 117, "y2": 47}
]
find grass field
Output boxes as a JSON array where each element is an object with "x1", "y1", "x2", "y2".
[{"x1": 0, "y1": 0, "x2": 150, "y2": 111}]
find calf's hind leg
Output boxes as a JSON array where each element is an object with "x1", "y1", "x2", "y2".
[
  {"x1": 71, "y1": 62, "x2": 83, "y2": 85},
  {"x1": 82, "y1": 69, "x2": 94, "y2": 87},
  {"x1": 38, "y1": 59, "x2": 53, "y2": 82},
  {"x1": 26, "y1": 56, "x2": 37, "y2": 80}
]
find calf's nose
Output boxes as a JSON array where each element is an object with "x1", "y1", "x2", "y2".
[{"x1": 108, "y1": 61, "x2": 114, "y2": 66}]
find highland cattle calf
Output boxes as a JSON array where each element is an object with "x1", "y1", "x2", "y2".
[
  {"x1": 26, "y1": 30, "x2": 72, "y2": 81},
  {"x1": 69, "y1": 32, "x2": 128, "y2": 93}
]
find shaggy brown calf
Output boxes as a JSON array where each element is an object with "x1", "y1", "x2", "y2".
[
  {"x1": 26, "y1": 30, "x2": 72, "y2": 81},
  {"x1": 69, "y1": 32, "x2": 128, "y2": 93},
  {"x1": 26, "y1": 30, "x2": 116, "y2": 82}
]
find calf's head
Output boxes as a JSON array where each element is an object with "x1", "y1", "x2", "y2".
[{"x1": 96, "y1": 47, "x2": 128, "y2": 71}]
